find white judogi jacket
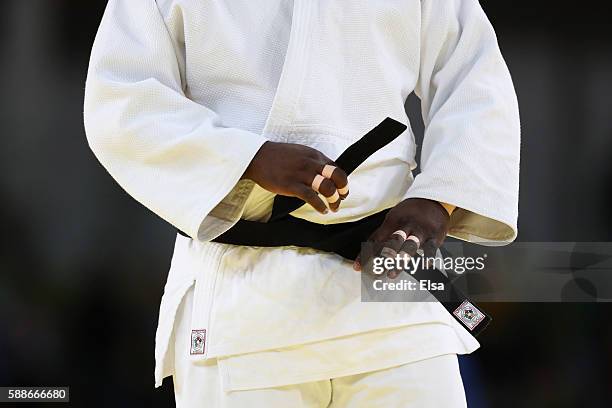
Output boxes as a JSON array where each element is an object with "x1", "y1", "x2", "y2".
[{"x1": 84, "y1": 0, "x2": 520, "y2": 389}]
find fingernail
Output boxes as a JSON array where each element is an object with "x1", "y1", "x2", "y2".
[{"x1": 353, "y1": 261, "x2": 361, "y2": 271}]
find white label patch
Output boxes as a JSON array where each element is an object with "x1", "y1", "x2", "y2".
[
  {"x1": 190, "y1": 329, "x2": 206, "y2": 355},
  {"x1": 453, "y1": 301, "x2": 485, "y2": 331}
]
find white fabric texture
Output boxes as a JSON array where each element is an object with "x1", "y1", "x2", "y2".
[
  {"x1": 173, "y1": 287, "x2": 467, "y2": 407},
  {"x1": 173, "y1": 282, "x2": 476, "y2": 392},
  {"x1": 83, "y1": 0, "x2": 520, "y2": 389}
]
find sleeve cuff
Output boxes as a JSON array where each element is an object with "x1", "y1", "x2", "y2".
[
  {"x1": 403, "y1": 175, "x2": 518, "y2": 245},
  {"x1": 185, "y1": 131, "x2": 268, "y2": 241}
]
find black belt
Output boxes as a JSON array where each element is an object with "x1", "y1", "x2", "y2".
[{"x1": 181, "y1": 118, "x2": 491, "y2": 336}]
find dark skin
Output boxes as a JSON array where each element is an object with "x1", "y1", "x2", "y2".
[
  {"x1": 243, "y1": 141, "x2": 451, "y2": 277},
  {"x1": 242, "y1": 141, "x2": 349, "y2": 213},
  {"x1": 356, "y1": 197, "x2": 451, "y2": 277}
]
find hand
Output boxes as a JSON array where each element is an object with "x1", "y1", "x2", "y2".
[
  {"x1": 242, "y1": 141, "x2": 349, "y2": 213},
  {"x1": 354, "y1": 198, "x2": 451, "y2": 277}
]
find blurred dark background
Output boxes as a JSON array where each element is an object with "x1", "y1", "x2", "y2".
[{"x1": 1, "y1": 1, "x2": 611, "y2": 407}]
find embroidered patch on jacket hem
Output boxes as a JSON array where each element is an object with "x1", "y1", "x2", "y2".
[
  {"x1": 190, "y1": 329, "x2": 207, "y2": 355},
  {"x1": 453, "y1": 301, "x2": 485, "y2": 331}
]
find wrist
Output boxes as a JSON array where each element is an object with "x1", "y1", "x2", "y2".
[{"x1": 242, "y1": 141, "x2": 271, "y2": 180}]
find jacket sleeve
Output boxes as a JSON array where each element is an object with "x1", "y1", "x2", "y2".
[
  {"x1": 405, "y1": 0, "x2": 521, "y2": 244},
  {"x1": 83, "y1": 0, "x2": 267, "y2": 241}
]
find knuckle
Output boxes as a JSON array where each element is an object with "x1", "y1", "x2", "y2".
[
  {"x1": 336, "y1": 170, "x2": 348, "y2": 184},
  {"x1": 385, "y1": 214, "x2": 404, "y2": 228},
  {"x1": 298, "y1": 158, "x2": 312, "y2": 173},
  {"x1": 311, "y1": 150, "x2": 325, "y2": 163},
  {"x1": 318, "y1": 151, "x2": 331, "y2": 162}
]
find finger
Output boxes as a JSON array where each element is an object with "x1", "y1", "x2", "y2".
[
  {"x1": 354, "y1": 231, "x2": 376, "y2": 272},
  {"x1": 321, "y1": 163, "x2": 349, "y2": 198},
  {"x1": 383, "y1": 231, "x2": 408, "y2": 279},
  {"x1": 357, "y1": 215, "x2": 402, "y2": 274},
  {"x1": 325, "y1": 190, "x2": 341, "y2": 212},
  {"x1": 295, "y1": 185, "x2": 328, "y2": 214},
  {"x1": 368, "y1": 219, "x2": 400, "y2": 263},
  {"x1": 379, "y1": 232, "x2": 404, "y2": 261},
  {"x1": 316, "y1": 177, "x2": 336, "y2": 197},
  {"x1": 399, "y1": 228, "x2": 424, "y2": 257},
  {"x1": 395, "y1": 229, "x2": 423, "y2": 275},
  {"x1": 395, "y1": 229, "x2": 411, "y2": 258},
  {"x1": 358, "y1": 239, "x2": 387, "y2": 276},
  {"x1": 317, "y1": 178, "x2": 341, "y2": 212},
  {"x1": 366, "y1": 223, "x2": 402, "y2": 278},
  {"x1": 309, "y1": 174, "x2": 340, "y2": 212}
]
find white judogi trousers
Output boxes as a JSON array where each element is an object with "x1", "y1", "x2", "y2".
[{"x1": 172, "y1": 287, "x2": 467, "y2": 408}]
